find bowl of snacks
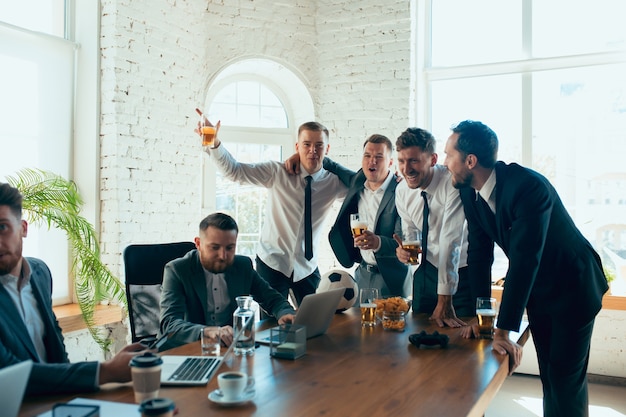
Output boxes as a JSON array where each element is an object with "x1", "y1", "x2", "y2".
[{"x1": 374, "y1": 297, "x2": 411, "y2": 331}]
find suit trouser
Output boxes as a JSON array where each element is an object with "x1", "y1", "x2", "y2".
[
  {"x1": 255, "y1": 256, "x2": 321, "y2": 306},
  {"x1": 412, "y1": 261, "x2": 473, "y2": 317},
  {"x1": 529, "y1": 311, "x2": 594, "y2": 417}
]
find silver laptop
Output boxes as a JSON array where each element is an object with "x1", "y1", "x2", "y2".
[
  {"x1": 160, "y1": 320, "x2": 243, "y2": 386},
  {"x1": 257, "y1": 288, "x2": 344, "y2": 344},
  {"x1": 0, "y1": 360, "x2": 32, "y2": 417}
]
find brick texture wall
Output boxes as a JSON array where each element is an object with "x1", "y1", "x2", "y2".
[{"x1": 99, "y1": 0, "x2": 411, "y2": 280}]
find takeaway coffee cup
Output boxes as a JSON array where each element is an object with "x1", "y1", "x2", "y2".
[
  {"x1": 130, "y1": 352, "x2": 163, "y2": 403},
  {"x1": 138, "y1": 397, "x2": 175, "y2": 417},
  {"x1": 217, "y1": 371, "x2": 253, "y2": 401}
]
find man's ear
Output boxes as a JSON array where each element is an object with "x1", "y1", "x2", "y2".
[
  {"x1": 465, "y1": 154, "x2": 478, "y2": 169},
  {"x1": 430, "y1": 152, "x2": 438, "y2": 167},
  {"x1": 21, "y1": 219, "x2": 28, "y2": 238},
  {"x1": 324, "y1": 143, "x2": 330, "y2": 156}
]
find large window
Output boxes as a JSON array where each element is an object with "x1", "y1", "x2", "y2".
[
  {"x1": 0, "y1": 1, "x2": 73, "y2": 303},
  {"x1": 422, "y1": 0, "x2": 626, "y2": 294}
]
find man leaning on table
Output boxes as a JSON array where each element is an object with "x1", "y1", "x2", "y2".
[
  {"x1": 197, "y1": 111, "x2": 349, "y2": 304},
  {"x1": 444, "y1": 120, "x2": 608, "y2": 417},
  {"x1": 0, "y1": 183, "x2": 145, "y2": 395},
  {"x1": 159, "y1": 212, "x2": 295, "y2": 349}
]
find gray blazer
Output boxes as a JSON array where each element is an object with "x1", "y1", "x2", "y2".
[
  {"x1": 0, "y1": 257, "x2": 98, "y2": 395},
  {"x1": 328, "y1": 169, "x2": 409, "y2": 296},
  {"x1": 159, "y1": 250, "x2": 295, "y2": 347}
]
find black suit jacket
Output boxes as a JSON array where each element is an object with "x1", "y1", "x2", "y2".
[
  {"x1": 160, "y1": 251, "x2": 295, "y2": 347},
  {"x1": 461, "y1": 162, "x2": 608, "y2": 331},
  {"x1": 328, "y1": 170, "x2": 409, "y2": 296},
  {"x1": 0, "y1": 257, "x2": 98, "y2": 395}
]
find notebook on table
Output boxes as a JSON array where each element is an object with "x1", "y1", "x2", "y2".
[
  {"x1": 0, "y1": 360, "x2": 32, "y2": 417},
  {"x1": 257, "y1": 287, "x2": 344, "y2": 345},
  {"x1": 160, "y1": 320, "x2": 243, "y2": 386}
]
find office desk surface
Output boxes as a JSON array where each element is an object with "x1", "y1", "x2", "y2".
[{"x1": 20, "y1": 309, "x2": 528, "y2": 417}]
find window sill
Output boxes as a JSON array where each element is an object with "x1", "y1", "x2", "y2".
[
  {"x1": 491, "y1": 286, "x2": 626, "y2": 311},
  {"x1": 53, "y1": 303, "x2": 124, "y2": 333}
]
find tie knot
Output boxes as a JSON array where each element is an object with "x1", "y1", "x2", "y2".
[
  {"x1": 421, "y1": 190, "x2": 427, "y2": 199},
  {"x1": 305, "y1": 175, "x2": 312, "y2": 184}
]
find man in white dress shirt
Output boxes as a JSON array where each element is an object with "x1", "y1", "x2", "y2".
[
  {"x1": 200, "y1": 119, "x2": 348, "y2": 305},
  {"x1": 394, "y1": 128, "x2": 472, "y2": 327}
]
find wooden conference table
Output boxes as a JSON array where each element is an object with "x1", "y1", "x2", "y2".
[{"x1": 20, "y1": 309, "x2": 529, "y2": 417}]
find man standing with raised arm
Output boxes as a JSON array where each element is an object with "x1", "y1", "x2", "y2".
[{"x1": 198, "y1": 114, "x2": 347, "y2": 305}]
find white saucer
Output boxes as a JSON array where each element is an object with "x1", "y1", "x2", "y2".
[{"x1": 208, "y1": 389, "x2": 255, "y2": 406}]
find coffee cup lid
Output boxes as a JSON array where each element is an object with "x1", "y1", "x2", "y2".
[
  {"x1": 130, "y1": 352, "x2": 163, "y2": 368},
  {"x1": 138, "y1": 397, "x2": 175, "y2": 415}
]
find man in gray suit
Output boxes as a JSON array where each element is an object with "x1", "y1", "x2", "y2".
[
  {"x1": 0, "y1": 183, "x2": 144, "y2": 395},
  {"x1": 159, "y1": 212, "x2": 295, "y2": 348},
  {"x1": 328, "y1": 134, "x2": 410, "y2": 299}
]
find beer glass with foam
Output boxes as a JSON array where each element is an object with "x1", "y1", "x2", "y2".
[
  {"x1": 476, "y1": 297, "x2": 497, "y2": 339},
  {"x1": 360, "y1": 288, "x2": 379, "y2": 327},
  {"x1": 350, "y1": 213, "x2": 368, "y2": 239}
]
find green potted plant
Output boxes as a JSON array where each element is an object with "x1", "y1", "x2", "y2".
[{"x1": 6, "y1": 168, "x2": 126, "y2": 350}]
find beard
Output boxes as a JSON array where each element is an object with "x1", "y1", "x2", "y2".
[
  {"x1": 0, "y1": 242, "x2": 22, "y2": 276},
  {"x1": 451, "y1": 171, "x2": 473, "y2": 189},
  {"x1": 200, "y1": 257, "x2": 233, "y2": 274}
]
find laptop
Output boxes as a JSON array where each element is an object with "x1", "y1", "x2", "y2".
[
  {"x1": 159, "y1": 321, "x2": 243, "y2": 386},
  {"x1": 257, "y1": 288, "x2": 344, "y2": 345},
  {"x1": 0, "y1": 360, "x2": 32, "y2": 417}
]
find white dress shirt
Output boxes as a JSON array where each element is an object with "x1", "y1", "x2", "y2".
[
  {"x1": 207, "y1": 144, "x2": 347, "y2": 281},
  {"x1": 357, "y1": 171, "x2": 394, "y2": 264},
  {"x1": 395, "y1": 164, "x2": 467, "y2": 295},
  {"x1": 0, "y1": 260, "x2": 47, "y2": 362}
]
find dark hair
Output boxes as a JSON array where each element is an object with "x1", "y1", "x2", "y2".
[
  {"x1": 451, "y1": 120, "x2": 498, "y2": 169},
  {"x1": 298, "y1": 122, "x2": 329, "y2": 141},
  {"x1": 395, "y1": 128, "x2": 436, "y2": 154},
  {"x1": 363, "y1": 134, "x2": 393, "y2": 153},
  {"x1": 0, "y1": 183, "x2": 23, "y2": 219},
  {"x1": 199, "y1": 212, "x2": 238, "y2": 233}
]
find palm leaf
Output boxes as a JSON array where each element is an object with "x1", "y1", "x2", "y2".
[{"x1": 6, "y1": 168, "x2": 126, "y2": 350}]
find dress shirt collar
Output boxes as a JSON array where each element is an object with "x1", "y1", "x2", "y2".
[
  {"x1": 299, "y1": 165, "x2": 325, "y2": 181},
  {"x1": 477, "y1": 169, "x2": 497, "y2": 213}
]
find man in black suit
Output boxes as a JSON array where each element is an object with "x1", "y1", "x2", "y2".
[
  {"x1": 443, "y1": 120, "x2": 608, "y2": 417},
  {"x1": 328, "y1": 134, "x2": 410, "y2": 299}
]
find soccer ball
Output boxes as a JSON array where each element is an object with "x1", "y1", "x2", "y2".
[{"x1": 317, "y1": 269, "x2": 358, "y2": 312}]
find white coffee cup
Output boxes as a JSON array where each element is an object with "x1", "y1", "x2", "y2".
[{"x1": 217, "y1": 371, "x2": 252, "y2": 401}]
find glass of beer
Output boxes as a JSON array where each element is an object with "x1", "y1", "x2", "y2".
[
  {"x1": 200, "y1": 116, "x2": 216, "y2": 147},
  {"x1": 401, "y1": 230, "x2": 421, "y2": 265},
  {"x1": 350, "y1": 213, "x2": 368, "y2": 238},
  {"x1": 476, "y1": 297, "x2": 497, "y2": 339},
  {"x1": 360, "y1": 288, "x2": 379, "y2": 327}
]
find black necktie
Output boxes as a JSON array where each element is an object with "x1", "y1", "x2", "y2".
[
  {"x1": 421, "y1": 191, "x2": 429, "y2": 265},
  {"x1": 304, "y1": 175, "x2": 313, "y2": 260}
]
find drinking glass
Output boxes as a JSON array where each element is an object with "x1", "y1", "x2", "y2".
[
  {"x1": 476, "y1": 297, "x2": 497, "y2": 339},
  {"x1": 359, "y1": 288, "x2": 379, "y2": 327}
]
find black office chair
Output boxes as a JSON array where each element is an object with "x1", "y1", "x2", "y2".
[{"x1": 123, "y1": 241, "x2": 196, "y2": 342}]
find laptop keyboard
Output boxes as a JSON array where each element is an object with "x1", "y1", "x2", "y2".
[{"x1": 167, "y1": 357, "x2": 220, "y2": 382}]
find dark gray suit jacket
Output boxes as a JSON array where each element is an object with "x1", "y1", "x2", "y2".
[
  {"x1": 328, "y1": 169, "x2": 409, "y2": 296},
  {"x1": 159, "y1": 250, "x2": 295, "y2": 347},
  {"x1": 0, "y1": 257, "x2": 98, "y2": 395},
  {"x1": 461, "y1": 162, "x2": 609, "y2": 331}
]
